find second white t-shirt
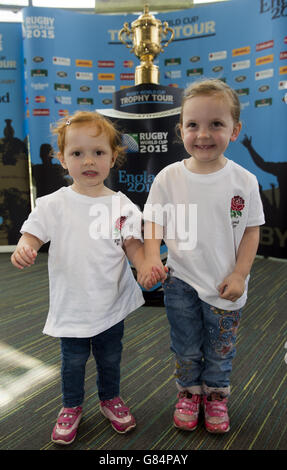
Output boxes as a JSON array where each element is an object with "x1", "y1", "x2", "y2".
[{"x1": 144, "y1": 159, "x2": 265, "y2": 311}]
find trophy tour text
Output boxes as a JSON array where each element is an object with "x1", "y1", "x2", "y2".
[{"x1": 108, "y1": 18, "x2": 216, "y2": 42}]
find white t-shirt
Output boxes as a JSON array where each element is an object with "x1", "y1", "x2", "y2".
[
  {"x1": 144, "y1": 159, "x2": 265, "y2": 311},
  {"x1": 21, "y1": 187, "x2": 144, "y2": 337}
]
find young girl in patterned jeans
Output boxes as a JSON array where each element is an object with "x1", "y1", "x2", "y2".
[
  {"x1": 11, "y1": 111, "x2": 148, "y2": 445},
  {"x1": 139, "y1": 79, "x2": 265, "y2": 433}
]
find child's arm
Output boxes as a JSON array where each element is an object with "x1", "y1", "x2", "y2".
[
  {"x1": 11, "y1": 232, "x2": 44, "y2": 270},
  {"x1": 218, "y1": 226, "x2": 260, "y2": 302},
  {"x1": 123, "y1": 237, "x2": 145, "y2": 271}
]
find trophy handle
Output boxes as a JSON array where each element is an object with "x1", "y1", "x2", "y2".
[
  {"x1": 161, "y1": 22, "x2": 175, "y2": 49},
  {"x1": 119, "y1": 22, "x2": 133, "y2": 50}
]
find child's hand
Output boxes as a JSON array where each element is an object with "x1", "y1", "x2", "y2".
[
  {"x1": 217, "y1": 272, "x2": 245, "y2": 302},
  {"x1": 153, "y1": 265, "x2": 168, "y2": 283},
  {"x1": 11, "y1": 245, "x2": 38, "y2": 270},
  {"x1": 143, "y1": 269, "x2": 158, "y2": 290},
  {"x1": 145, "y1": 265, "x2": 168, "y2": 290},
  {"x1": 137, "y1": 259, "x2": 166, "y2": 290}
]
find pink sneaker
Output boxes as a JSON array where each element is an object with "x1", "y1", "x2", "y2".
[
  {"x1": 100, "y1": 397, "x2": 136, "y2": 434},
  {"x1": 51, "y1": 406, "x2": 83, "y2": 445},
  {"x1": 203, "y1": 392, "x2": 230, "y2": 433},
  {"x1": 174, "y1": 391, "x2": 202, "y2": 431}
]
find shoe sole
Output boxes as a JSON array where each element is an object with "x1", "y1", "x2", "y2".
[
  {"x1": 174, "y1": 422, "x2": 197, "y2": 431},
  {"x1": 100, "y1": 405, "x2": 136, "y2": 434},
  {"x1": 205, "y1": 425, "x2": 230, "y2": 433},
  {"x1": 51, "y1": 434, "x2": 77, "y2": 445}
]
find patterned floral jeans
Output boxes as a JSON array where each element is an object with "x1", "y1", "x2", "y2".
[{"x1": 163, "y1": 276, "x2": 242, "y2": 395}]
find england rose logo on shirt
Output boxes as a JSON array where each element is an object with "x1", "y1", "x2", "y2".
[
  {"x1": 113, "y1": 216, "x2": 127, "y2": 244},
  {"x1": 230, "y1": 196, "x2": 245, "y2": 225}
]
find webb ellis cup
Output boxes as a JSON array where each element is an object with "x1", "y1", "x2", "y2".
[{"x1": 119, "y1": 4, "x2": 174, "y2": 85}]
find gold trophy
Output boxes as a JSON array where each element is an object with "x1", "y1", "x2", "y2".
[{"x1": 119, "y1": 4, "x2": 174, "y2": 85}]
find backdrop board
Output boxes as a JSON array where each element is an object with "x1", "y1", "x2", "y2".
[
  {"x1": 98, "y1": 84, "x2": 185, "y2": 302},
  {"x1": 19, "y1": 0, "x2": 287, "y2": 259},
  {"x1": 0, "y1": 22, "x2": 30, "y2": 247}
]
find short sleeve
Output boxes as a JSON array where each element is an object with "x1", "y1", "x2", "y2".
[
  {"x1": 143, "y1": 173, "x2": 167, "y2": 226},
  {"x1": 247, "y1": 176, "x2": 265, "y2": 227},
  {"x1": 20, "y1": 197, "x2": 51, "y2": 244},
  {"x1": 119, "y1": 198, "x2": 143, "y2": 241}
]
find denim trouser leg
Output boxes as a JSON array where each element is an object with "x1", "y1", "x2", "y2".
[
  {"x1": 201, "y1": 301, "x2": 241, "y2": 391},
  {"x1": 60, "y1": 320, "x2": 125, "y2": 407},
  {"x1": 164, "y1": 277, "x2": 204, "y2": 389},
  {"x1": 163, "y1": 276, "x2": 241, "y2": 394},
  {"x1": 92, "y1": 320, "x2": 124, "y2": 401},
  {"x1": 61, "y1": 337, "x2": 90, "y2": 407}
]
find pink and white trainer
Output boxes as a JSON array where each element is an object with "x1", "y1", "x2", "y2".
[
  {"x1": 100, "y1": 397, "x2": 136, "y2": 434},
  {"x1": 51, "y1": 406, "x2": 83, "y2": 445},
  {"x1": 203, "y1": 392, "x2": 230, "y2": 433},
  {"x1": 174, "y1": 391, "x2": 202, "y2": 431}
]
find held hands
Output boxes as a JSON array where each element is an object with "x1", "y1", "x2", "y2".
[
  {"x1": 11, "y1": 245, "x2": 38, "y2": 270},
  {"x1": 137, "y1": 259, "x2": 168, "y2": 290},
  {"x1": 217, "y1": 272, "x2": 245, "y2": 302}
]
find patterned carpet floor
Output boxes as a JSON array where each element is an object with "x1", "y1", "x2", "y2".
[{"x1": 0, "y1": 252, "x2": 287, "y2": 451}]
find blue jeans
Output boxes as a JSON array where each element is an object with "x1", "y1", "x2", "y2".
[
  {"x1": 60, "y1": 320, "x2": 124, "y2": 407},
  {"x1": 163, "y1": 276, "x2": 241, "y2": 393}
]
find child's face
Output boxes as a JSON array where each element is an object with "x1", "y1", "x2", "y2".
[
  {"x1": 58, "y1": 123, "x2": 117, "y2": 196},
  {"x1": 180, "y1": 94, "x2": 241, "y2": 170}
]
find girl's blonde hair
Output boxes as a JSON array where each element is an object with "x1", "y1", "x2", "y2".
[
  {"x1": 52, "y1": 110, "x2": 126, "y2": 167},
  {"x1": 178, "y1": 78, "x2": 241, "y2": 128}
]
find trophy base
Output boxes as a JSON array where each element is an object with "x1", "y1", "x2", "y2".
[{"x1": 135, "y1": 64, "x2": 159, "y2": 85}]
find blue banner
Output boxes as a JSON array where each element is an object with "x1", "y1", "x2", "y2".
[
  {"x1": 0, "y1": 22, "x2": 30, "y2": 246},
  {"x1": 21, "y1": 0, "x2": 287, "y2": 257}
]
